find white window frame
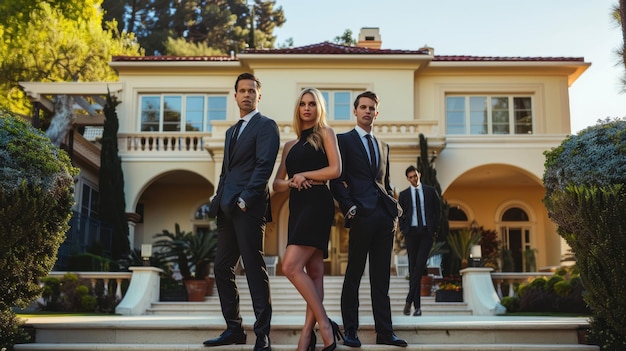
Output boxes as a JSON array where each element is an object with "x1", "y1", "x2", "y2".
[
  {"x1": 319, "y1": 89, "x2": 365, "y2": 120},
  {"x1": 445, "y1": 95, "x2": 533, "y2": 135},
  {"x1": 139, "y1": 93, "x2": 227, "y2": 132}
]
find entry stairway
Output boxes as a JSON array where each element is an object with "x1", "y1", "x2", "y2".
[{"x1": 16, "y1": 276, "x2": 598, "y2": 351}]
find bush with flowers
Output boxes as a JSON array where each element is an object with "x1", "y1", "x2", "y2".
[{"x1": 438, "y1": 275, "x2": 462, "y2": 292}]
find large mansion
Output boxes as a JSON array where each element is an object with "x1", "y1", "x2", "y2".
[{"x1": 20, "y1": 28, "x2": 589, "y2": 275}]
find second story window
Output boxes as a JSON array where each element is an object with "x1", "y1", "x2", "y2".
[
  {"x1": 140, "y1": 94, "x2": 227, "y2": 132},
  {"x1": 446, "y1": 95, "x2": 533, "y2": 135},
  {"x1": 320, "y1": 90, "x2": 361, "y2": 120}
]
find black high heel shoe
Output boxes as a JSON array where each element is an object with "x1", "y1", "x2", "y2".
[
  {"x1": 329, "y1": 319, "x2": 344, "y2": 342},
  {"x1": 321, "y1": 319, "x2": 342, "y2": 351},
  {"x1": 307, "y1": 329, "x2": 316, "y2": 351},
  {"x1": 321, "y1": 341, "x2": 336, "y2": 351}
]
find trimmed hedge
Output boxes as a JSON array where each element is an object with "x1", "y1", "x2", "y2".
[{"x1": 0, "y1": 112, "x2": 78, "y2": 349}]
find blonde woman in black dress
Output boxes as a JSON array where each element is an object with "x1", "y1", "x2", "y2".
[{"x1": 273, "y1": 88, "x2": 342, "y2": 351}]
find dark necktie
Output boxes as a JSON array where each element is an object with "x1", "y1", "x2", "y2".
[
  {"x1": 229, "y1": 119, "x2": 243, "y2": 156},
  {"x1": 365, "y1": 134, "x2": 377, "y2": 174},
  {"x1": 415, "y1": 187, "x2": 423, "y2": 227}
]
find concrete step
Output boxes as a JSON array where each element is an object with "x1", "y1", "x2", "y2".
[
  {"x1": 14, "y1": 315, "x2": 597, "y2": 351},
  {"x1": 147, "y1": 275, "x2": 472, "y2": 316},
  {"x1": 14, "y1": 344, "x2": 600, "y2": 350}
]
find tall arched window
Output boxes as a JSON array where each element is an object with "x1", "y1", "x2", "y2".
[
  {"x1": 500, "y1": 207, "x2": 533, "y2": 272},
  {"x1": 448, "y1": 203, "x2": 471, "y2": 231}
]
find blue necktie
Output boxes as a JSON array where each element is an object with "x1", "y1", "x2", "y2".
[
  {"x1": 229, "y1": 119, "x2": 243, "y2": 156},
  {"x1": 365, "y1": 134, "x2": 377, "y2": 174}
]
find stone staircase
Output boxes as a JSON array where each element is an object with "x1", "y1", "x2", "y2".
[
  {"x1": 15, "y1": 276, "x2": 598, "y2": 351},
  {"x1": 146, "y1": 275, "x2": 471, "y2": 316}
]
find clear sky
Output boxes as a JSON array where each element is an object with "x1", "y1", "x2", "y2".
[{"x1": 272, "y1": 0, "x2": 626, "y2": 133}]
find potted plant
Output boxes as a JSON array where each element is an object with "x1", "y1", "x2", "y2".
[
  {"x1": 153, "y1": 222, "x2": 217, "y2": 301},
  {"x1": 420, "y1": 241, "x2": 448, "y2": 296},
  {"x1": 435, "y1": 274, "x2": 463, "y2": 302},
  {"x1": 448, "y1": 228, "x2": 482, "y2": 269}
]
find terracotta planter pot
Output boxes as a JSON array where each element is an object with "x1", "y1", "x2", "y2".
[
  {"x1": 205, "y1": 276, "x2": 215, "y2": 296},
  {"x1": 183, "y1": 279, "x2": 209, "y2": 301},
  {"x1": 420, "y1": 275, "x2": 434, "y2": 296}
]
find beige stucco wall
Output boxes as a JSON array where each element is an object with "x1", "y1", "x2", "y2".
[
  {"x1": 416, "y1": 72, "x2": 572, "y2": 135},
  {"x1": 252, "y1": 68, "x2": 416, "y2": 122}
]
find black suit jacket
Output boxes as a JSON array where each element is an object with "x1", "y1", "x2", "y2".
[
  {"x1": 208, "y1": 113, "x2": 280, "y2": 220},
  {"x1": 398, "y1": 183, "x2": 440, "y2": 238},
  {"x1": 330, "y1": 129, "x2": 401, "y2": 226}
]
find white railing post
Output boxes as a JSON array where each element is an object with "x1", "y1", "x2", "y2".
[
  {"x1": 115, "y1": 266, "x2": 163, "y2": 316},
  {"x1": 461, "y1": 267, "x2": 506, "y2": 316}
]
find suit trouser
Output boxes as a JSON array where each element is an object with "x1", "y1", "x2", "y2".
[
  {"x1": 405, "y1": 226, "x2": 433, "y2": 309},
  {"x1": 341, "y1": 205, "x2": 395, "y2": 335},
  {"x1": 214, "y1": 208, "x2": 272, "y2": 337}
]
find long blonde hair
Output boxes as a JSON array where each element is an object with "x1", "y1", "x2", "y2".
[{"x1": 292, "y1": 88, "x2": 329, "y2": 151}]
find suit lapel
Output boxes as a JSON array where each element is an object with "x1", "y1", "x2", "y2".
[{"x1": 229, "y1": 113, "x2": 260, "y2": 160}]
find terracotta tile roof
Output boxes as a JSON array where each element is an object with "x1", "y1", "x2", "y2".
[
  {"x1": 111, "y1": 55, "x2": 237, "y2": 62},
  {"x1": 111, "y1": 42, "x2": 584, "y2": 62},
  {"x1": 433, "y1": 55, "x2": 584, "y2": 62},
  {"x1": 243, "y1": 42, "x2": 430, "y2": 55}
]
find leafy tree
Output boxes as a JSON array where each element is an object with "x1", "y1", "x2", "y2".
[
  {"x1": 333, "y1": 28, "x2": 356, "y2": 46},
  {"x1": 417, "y1": 133, "x2": 450, "y2": 242},
  {"x1": 99, "y1": 93, "x2": 130, "y2": 260},
  {"x1": 164, "y1": 37, "x2": 226, "y2": 56},
  {"x1": 102, "y1": 0, "x2": 285, "y2": 55},
  {"x1": 614, "y1": 1, "x2": 626, "y2": 91},
  {"x1": 0, "y1": 112, "x2": 78, "y2": 349},
  {"x1": 0, "y1": 1, "x2": 143, "y2": 118},
  {"x1": 543, "y1": 118, "x2": 626, "y2": 350}
]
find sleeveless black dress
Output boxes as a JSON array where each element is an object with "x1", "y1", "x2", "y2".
[{"x1": 285, "y1": 128, "x2": 334, "y2": 258}]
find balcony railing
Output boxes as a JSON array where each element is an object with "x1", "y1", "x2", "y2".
[
  {"x1": 47, "y1": 271, "x2": 132, "y2": 300},
  {"x1": 118, "y1": 120, "x2": 443, "y2": 158},
  {"x1": 491, "y1": 272, "x2": 555, "y2": 298}
]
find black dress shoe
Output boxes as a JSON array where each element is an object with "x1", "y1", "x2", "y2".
[
  {"x1": 203, "y1": 329, "x2": 246, "y2": 346},
  {"x1": 253, "y1": 334, "x2": 271, "y2": 351},
  {"x1": 413, "y1": 309, "x2": 422, "y2": 316},
  {"x1": 343, "y1": 330, "x2": 361, "y2": 347},
  {"x1": 376, "y1": 333, "x2": 408, "y2": 347},
  {"x1": 403, "y1": 302, "x2": 411, "y2": 316}
]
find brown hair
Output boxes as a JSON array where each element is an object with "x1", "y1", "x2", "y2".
[
  {"x1": 234, "y1": 72, "x2": 261, "y2": 91},
  {"x1": 353, "y1": 90, "x2": 379, "y2": 109}
]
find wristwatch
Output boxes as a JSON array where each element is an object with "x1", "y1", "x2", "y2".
[{"x1": 237, "y1": 198, "x2": 246, "y2": 210}]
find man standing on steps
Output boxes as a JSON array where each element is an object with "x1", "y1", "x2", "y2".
[
  {"x1": 398, "y1": 165, "x2": 441, "y2": 316},
  {"x1": 330, "y1": 91, "x2": 408, "y2": 348},
  {"x1": 204, "y1": 72, "x2": 280, "y2": 351}
]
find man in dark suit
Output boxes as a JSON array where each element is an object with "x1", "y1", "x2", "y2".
[
  {"x1": 398, "y1": 165, "x2": 441, "y2": 317},
  {"x1": 204, "y1": 73, "x2": 280, "y2": 351},
  {"x1": 330, "y1": 91, "x2": 407, "y2": 348}
]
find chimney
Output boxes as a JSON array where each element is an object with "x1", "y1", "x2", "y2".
[
  {"x1": 357, "y1": 27, "x2": 382, "y2": 49},
  {"x1": 419, "y1": 45, "x2": 434, "y2": 56}
]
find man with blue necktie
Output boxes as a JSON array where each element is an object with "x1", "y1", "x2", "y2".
[{"x1": 398, "y1": 165, "x2": 441, "y2": 316}]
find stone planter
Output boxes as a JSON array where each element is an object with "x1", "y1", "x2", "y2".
[{"x1": 435, "y1": 289, "x2": 463, "y2": 302}]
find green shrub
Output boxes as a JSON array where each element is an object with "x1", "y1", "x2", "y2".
[
  {"x1": 554, "y1": 280, "x2": 572, "y2": 297},
  {"x1": 39, "y1": 273, "x2": 121, "y2": 313},
  {"x1": 543, "y1": 118, "x2": 626, "y2": 349},
  {"x1": 0, "y1": 112, "x2": 78, "y2": 350},
  {"x1": 0, "y1": 310, "x2": 30, "y2": 350},
  {"x1": 545, "y1": 275, "x2": 565, "y2": 292},
  {"x1": 500, "y1": 296, "x2": 520, "y2": 312}
]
